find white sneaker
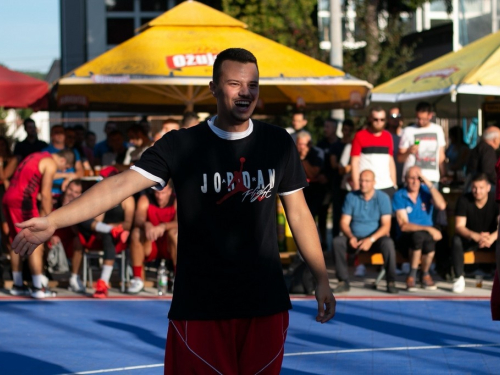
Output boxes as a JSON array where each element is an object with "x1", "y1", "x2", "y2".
[
  {"x1": 127, "y1": 278, "x2": 144, "y2": 294},
  {"x1": 452, "y1": 276, "x2": 465, "y2": 294},
  {"x1": 354, "y1": 264, "x2": 366, "y2": 277},
  {"x1": 41, "y1": 275, "x2": 49, "y2": 288},
  {"x1": 31, "y1": 287, "x2": 56, "y2": 299},
  {"x1": 69, "y1": 276, "x2": 85, "y2": 293}
]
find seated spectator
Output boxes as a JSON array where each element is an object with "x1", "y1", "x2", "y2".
[
  {"x1": 94, "y1": 121, "x2": 118, "y2": 166},
  {"x1": 451, "y1": 173, "x2": 498, "y2": 293},
  {"x1": 393, "y1": 166, "x2": 447, "y2": 291},
  {"x1": 50, "y1": 179, "x2": 85, "y2": 292},
  {"x1": 73, "y1": 124, "x2": 95, "y2": 169},
  {"x1": 85, "y1": 130, "x2": 97, "y2": 151},
  {"x1": 332, "y1": 170, "x2": 398, "y2": 294},
  {"x1": 466, "y1": 126, "x2": 500, "y2": 188},
  {"x1": 3, "y1": 150, "x2": 74, "y2": 298},
  {"x1": 101, "y1": 130, "x2": 129, "y2": 167},
  {"x1": 445, "y1": 126, "x2": 469, "y2": 183},
  {"x1": 65, "y1": 127, "x2": 93, "y2": 173},
  {"x1": 13, "y1": 118, "x2": 48, "y2": 162},
  {"x1": 128, "y1": 181, "x2": 177, "y2": 294},
  {"x1": 0, "y1": 136, "x2": 18, "y2": 252},
  {"x1": 162, "y1": 118, "x2": 180, "y2": 133},
  {"x1": 43, "y1": 124, "x2": 83, "y2": 196},
  {"x1": 125, "y1": 124, "x2": 152, "y2": 164},
  {"x1": 77, "y1": 167, "x2": 135, "y2": 298},
  {"x1": 180, "y1": 112, "x2": 199, "y2": 129},
  {"x1": 296, "y1": 130, "x2": 324, "y2": 218}
]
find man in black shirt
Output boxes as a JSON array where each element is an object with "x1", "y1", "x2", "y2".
[
  {"x1": 466, "y1": 126, "x2": 500, "y2": 187},
  {"x1": 13, "y1": 118, "x2": 48, "y2": 162},
  {"x1": 11, "y1": 48, "x2": 335, "y2": 374},
  {"x1": 452, "y1": 173, "x2": 499, "y2": 293}
]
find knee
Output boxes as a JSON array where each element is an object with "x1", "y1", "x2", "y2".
[
  {"x1": 379, "y1": 237, "x2": 395, "y2": 251},
  {"x1": 452, "y1": 235, "x2": 462, "y2": 248},
  {"x1": 131, "y1": 227, "x2": 141, "y2": 242}
]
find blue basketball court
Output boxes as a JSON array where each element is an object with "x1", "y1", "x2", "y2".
[{"x1": 0, "y1": 297, "x2": 499, "y2": 374}]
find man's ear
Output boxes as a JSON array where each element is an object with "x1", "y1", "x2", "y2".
[{"x1": 209, "y1": 81, "x2": 216, "y2": 96}]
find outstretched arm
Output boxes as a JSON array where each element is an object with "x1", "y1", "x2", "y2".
[
  {"x1": 281, "y1": 190, "x2": 336, "y2": 323},
  {"x1": 13, "y1": 169, "x2": 155, "y2": 256}
]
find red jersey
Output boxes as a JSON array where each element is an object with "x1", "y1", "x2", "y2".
[
  {"x1": 147, "y1": 201, "x2": 176, "y2": 225},
  {"x1": 3, "y1": 151, "x2": 51, "y2": 212}
]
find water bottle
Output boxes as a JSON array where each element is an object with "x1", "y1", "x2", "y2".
[{"x1": 157, "y1": 259, "x2": 167, "y2": 296}]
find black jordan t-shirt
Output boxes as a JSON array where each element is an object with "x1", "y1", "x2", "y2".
[{"x1": 133, "y1": 120, "x2": 307, "y2": 320}]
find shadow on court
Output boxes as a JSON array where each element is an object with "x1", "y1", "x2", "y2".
[
  {"x1": 0, "y1": 351, "x2": 70, "y2": 375},
  {"x1": 95, "y1": 319, "x2": 166, "y2": 350}
]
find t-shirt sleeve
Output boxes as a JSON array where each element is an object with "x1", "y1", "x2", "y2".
[
  {"x1": 437, "y1": 126, "x2": 446, "y2": 147},
  {"x1": 454, "y1": 195, "x2": 467, "y2": 217},
  {"x1": 350, "y1": 133, "x2": 362, "y2": 156},
  {"x1": 399, "y1": 128, "x2": 411, "y2": 149},
  {"x1": 342, "y1": 193, "x2": 354, "y2": 216},
  {"x1": 277, "y1": 135, "x2": 308, "y2": 194},
  {"x1": 387, "y1": 132, "x2": 394, "y2": 156},
  {"x1": 378, "y1": 191, "x2": 392, "y2": 215},
  {"x1": 392, "y1": 191, "x2": 405, "y2": 213},
  {"x1": 132, "y1": 134, "x2": 172, "y2": 190}
]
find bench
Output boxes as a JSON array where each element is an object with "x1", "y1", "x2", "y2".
[{"x1": 464, "y1": 251, "x2": 496, "y2": 264}]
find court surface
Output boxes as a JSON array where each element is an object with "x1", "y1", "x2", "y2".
[{"x1": 1, "y1": 297, "x2": 499, "y2": 375}]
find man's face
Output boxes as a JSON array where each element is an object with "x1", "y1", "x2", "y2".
[
  {"x1": 105, "y1": 122, "x2": 117, "y2": 136},
  {"x1": 387, "y1": 108, "x2": 401, "y2": 128},
  {"x1": 471, "y1": 180, "x2": 490, "y2": 201},
  {"x1": 154, "y1": 185, "x2": 173, "y2": 207},
  {"x1": 86, "y1": 134, "x2": 96, "y2": 149},
  {"x1": 65, "y1": 130, "x2": 76, "y2": 148},
  {"x1": 342, "y1": 125, "x2": 353, "y2": 140},
  {"x1": 209, "y1": 60, "x2": 259, "y2": 125},
  {"x1": 51, "y1": 127, "x2": 65, "y2": 144},
  {"x1": 369, "y1": 110, "x2": 386, "y2": 132},
  {"x1": 25, "y1": 122, "x2": 37, "y2": 136},
  {"x1": 296, "y1": 137, "x2": 310, "y2": 157},
  {"x1": 405, "y1": 168, "x2": 421, "y2": 192},
  {"x1": 416, "y1": 110, "x2": 432, "y2": 127},
  {"x1": 127, "y1": 131, "x2": 143, "y2": 147},
  {"x1": 323, "y1": 121, "x2": 336, "y2": 138},
  {"x1": 359, "y1": 171, "x2": 375, "y2": 194},
  {"x1": 292, "y1": 114, "x2": 307, "y2": 131},
  {"x1": 109, "y1": 134, "x2": 124, "y2": 152},
  {"x1": 63, "y1": 183, "x2": 82, "y2": 205},
  {"x1": 162, "y1": 122, "x2": 179, "y2": 133}
]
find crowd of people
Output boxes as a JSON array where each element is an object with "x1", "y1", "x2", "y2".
[
  {"x1": 1, "y1": 113, "x2": 200, "y2": 299},
  {"x1": 2, "y1": 98, "x2": 499, "y2": 299},
  {"x1": 294, "y1": 101, "x2": 500, "y2": 295}
]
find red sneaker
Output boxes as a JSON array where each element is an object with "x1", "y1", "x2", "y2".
[
  {"x1": 93, "y1": 279, "x2": 109, "y2": 298},
  {"x1": 110, "y1": 225, "x2": 124, "y2": 240}
]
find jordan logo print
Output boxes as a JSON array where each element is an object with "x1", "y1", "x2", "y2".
[{"x1": 217, "y1": 157, "x2": 249, "y2": 204}]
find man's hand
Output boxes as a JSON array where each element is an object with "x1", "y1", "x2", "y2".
[
  {"x1": 13, "y1": 217, "x2": 55, "y2": 256},
  {"x1": 145, "y1": 223, "x2": 166, "y2": 242},
  {"x1": 357, "y1": 238, "x2": 372, "y2": 252},
  {"x1": 470, "y1": 231, "x2": 482, "y2": 243},
  {"x1": 349, "y1": 236, "x2": 359, "y2": 249},
  {"x1": 315, "y1": 279, "x2": 336, "y2": 324},
  {"x1": 408, "y1": 144, "x2": 419, "y2": 155},
  {"x1": 479, "y1": 232, "x2": 495, "y2": 248},
  {"x1": 427, "y1": 227, "x2": 442, "y2": 242}
]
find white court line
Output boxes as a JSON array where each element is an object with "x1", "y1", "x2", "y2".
[
  {"x1": 283, "y1": 342, "x2": 500, "y2": 357},
  {"x1": 58, "y1": 343, "x2": 500, "y2": 374}
]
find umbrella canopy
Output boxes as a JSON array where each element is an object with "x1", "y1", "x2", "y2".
[
  {"x1": 55, "y1": 0, "x2": 371, "y2": 114},
  {"x1": 371, "y1": 30, "x2": 500, "y2": 118},
  {"x1": 0, "y1": 66, "x2": 48, "y2": 110}
]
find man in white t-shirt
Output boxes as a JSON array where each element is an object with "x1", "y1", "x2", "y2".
[{"x1": 398, "y1": 102, "x2": 446, "y2": 185}]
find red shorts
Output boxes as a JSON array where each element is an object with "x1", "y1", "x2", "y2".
[
  {"x1": 145, "y1": 234, "x2": 170, "y2": 263},
  {"x1": 3, "y1": 205, "x2": 39, "y2": 242},
  {"x1": 164, "y1": 311, "x2": 289, "y2": 375},
  {"x1": 53, "y1": 227, "x2": 78, "y2": 258}
]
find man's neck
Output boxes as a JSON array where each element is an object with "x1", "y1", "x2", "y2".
[
  {"x1": 52, "y1": 142, "x2": 64, "y2": 150},
  {"x1": 475, "y1": 196, "x2": 488, "y2": 209},
  {"x1": 26, "y1": 135, "x2": 38, "y2": 143},
  {"x1": 326, "y1": 135, "x2": 337, "y2": 144},
  {"x1": 368, "y1": 126, "x2": 382, "y2": 136},
  {"x1": 214, "y1": 115, "x2": 250, "y2": 133},
  {"x1": 362, "y1": 190, "x2": 375, "y2": 201}
]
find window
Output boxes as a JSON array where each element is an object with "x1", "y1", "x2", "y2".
[
  {"x1": 107, "y1": 18, "x2": 135, "y2": 45},
  {"x1": 106, "y1": 0, "x2": 134, "y2": 12},
  {"x1": 140, "y1": 0, "x2": 168, "y2": 11}
]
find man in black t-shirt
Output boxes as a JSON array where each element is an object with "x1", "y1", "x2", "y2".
[
  {"x1": 452, "y1": 173, "x2": 499, "y2": 293},
  {"x1": 10, "y1": 48, "x2": 335, "y2": 375},
  {"x1": 13, "y1": 118, "x2": 48, "y2": 162}
]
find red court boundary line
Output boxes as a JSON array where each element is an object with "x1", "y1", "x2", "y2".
[{"x1": 0, "y1": 295, "x2": 490, "y2": 302}]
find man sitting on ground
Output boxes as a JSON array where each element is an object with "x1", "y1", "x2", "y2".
[
  {"x1": 332, "y1": 170, "x2": 398, "y2": 294},
  {"x1": 393, "y1": 166, "x2": 447, "y2": 291},
  {"x1": 451, "y1": 173, "x2": 498, "y2": 293},
  {"x1": 128, "y1": 181, "x2": 177, "y2": 294}
]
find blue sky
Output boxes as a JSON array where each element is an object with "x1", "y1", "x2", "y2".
[{"x1": 0, "y1": 1, "x2": 60, "y2": 73}]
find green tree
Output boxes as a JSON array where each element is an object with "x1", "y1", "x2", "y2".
[{"x1": 344, "y1": 0, "x2": 452, "y2": 86}]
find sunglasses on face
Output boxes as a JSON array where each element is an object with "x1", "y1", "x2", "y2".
[{"x1": 372, "y1": 118, "x2": 386, "y2": 122}]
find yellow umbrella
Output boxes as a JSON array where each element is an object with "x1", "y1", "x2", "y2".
[
  {"x1": 55, "y1": 0, "x2": 371, "y2": 113},
  {"x1": 371, "y1": 30, "x2": 500, "y2": 117}
]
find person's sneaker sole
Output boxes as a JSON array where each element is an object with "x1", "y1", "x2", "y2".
[{"x1": 423, "y1": 285, "x2": 437, "y2": 290}]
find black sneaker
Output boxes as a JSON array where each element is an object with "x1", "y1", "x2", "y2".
[
  {"x1": 386, "y1": 282, "x2": 399, "y2": 294},
  {"x1": 333, "y1": 281, "x2": 350, "y2": 293},
  {"x1": 10, "y1": 284, "x2": 31, "y2": 296}
]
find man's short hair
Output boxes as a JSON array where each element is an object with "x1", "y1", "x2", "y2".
[
  {"x1": 343, "y1": 119, "x2": 355, "y2": 128},
  {"x1": 213, "y1": 48, "x2": 258, "y2": 85},
  {"x1": 369, "y1": 106, "x2": 385, "y2": 114},
  {"x1": 23, "y1": 118, "x2": 35, "y2": 127},
  {"x1": 296, "y1": 130, "x2": 312, "y2": 141},
  {"x1": 415, "y1": 102, "x2": 432, "y2": 113},
  {"x1": 471, "y1": 173, "x2": 490, "y2": 184},
  {"x1": 67, "y1": 179, "x2": 83, "y2": 189},
  {"x1": 324, "y1": 118, "x2": 339, "y2": 127},
  {"x1": 56, "y1": 149, "x2": 75, "y2": 166},
  {"x1": 127, "y1": 124, "x2": 148, "y2": 137},
  {"x1": 50, "y1": 124, "x2": 64, "y2": 134},
  {"x1": 181, "y1": 112, "x2": 199, "y2": 128}
]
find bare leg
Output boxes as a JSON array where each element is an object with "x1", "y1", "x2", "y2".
[
  {"x1": 130, "y1": 227, "x2": 152, "y2": 267},
  {"x1": 421, "y1": 251, "x2": 435, "y2": 273},
  {"x1": 167, "y1": 228, "x2": 178, "y2": 267},
  {"x1": 28, "y1": 244, "x2": 44, "y2": 276}
]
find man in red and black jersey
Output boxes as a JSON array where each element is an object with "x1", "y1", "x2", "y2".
[
  {"x1": 12, "y1": 48, "x2": 335, "y2": 374},
  {"x1": 3, "y1": 149, "x2": 73, "y2": 298}
]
